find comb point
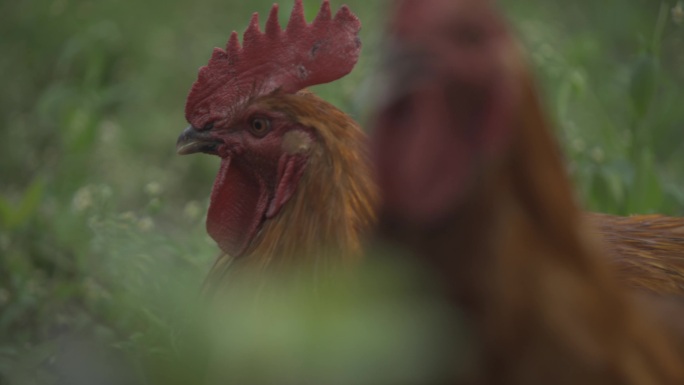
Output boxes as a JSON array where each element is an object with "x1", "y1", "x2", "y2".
[
  {"x1": 334, "y1": 5, "x2": 357, "y2": 23},
  {"x1": 287, "y1": 0, "x2": 307, "y2": 31},
  {"x1": 226, "y1": 31, "x2": 241, "y2": 60},
  {"x1": 265, "y1": 4, "x2": 281, "y2": 37},
  {"x1": 243, "y1": 12, "x2": 262, "y2": 47},
  {"x1": 186, "y1": 1, "x2": 362, "y2": 127},
  {"x1": 197, "y1": 66, "x2": 210, "y2": 82},
  {"x1": 211, "y1": 47, "x2": 228, "y2": 61},
  {"x1": 314, "y1": 0, "x2": 332, "y2": 22}
]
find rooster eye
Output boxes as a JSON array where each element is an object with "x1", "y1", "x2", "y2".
[{"x1": 248, "y1": 117, "x2": 271, "y2": 137}]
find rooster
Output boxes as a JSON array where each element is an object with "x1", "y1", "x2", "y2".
[
  {"x1": 372, "y1": 0, "x2": 684, "y2": 383},
  {"x1": 176, "y1": 0, "x2": 376, "y2": 285}
]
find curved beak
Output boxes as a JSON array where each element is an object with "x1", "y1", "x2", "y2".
[{"x1": 176, "y1": 126, "x2": 222, "y2": 155}]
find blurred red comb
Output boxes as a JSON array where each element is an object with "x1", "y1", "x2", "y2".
[{"x1": 185, "y1": 0, "x2": 362, "y2": 128}]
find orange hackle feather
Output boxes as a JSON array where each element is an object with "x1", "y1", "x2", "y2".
[
  {"x1": 374, "y1": 0, "x2": 684, "y2": 383},
  {"x1": 588, "y1": 213, "x2": 684, "y2": 296}
]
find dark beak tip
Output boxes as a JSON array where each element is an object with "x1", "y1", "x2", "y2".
[
  {"x1": 175, "y1": 125, "x2": 221, "y2": 156},
  {"x1": 175, "y1": 125, "x2": 196, "y2": 155}
]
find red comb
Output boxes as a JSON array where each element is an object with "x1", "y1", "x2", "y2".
[{"x1": 185, "y1": 0, "x2": 362, "y2": 128}]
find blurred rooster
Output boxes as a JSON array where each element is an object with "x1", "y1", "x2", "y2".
[
  {"x1": 373, "y1": 0, "x2": 684, "y2": 383},
  {"x1": 176, "y1": 0, "x2": 376, "y2": 284}
]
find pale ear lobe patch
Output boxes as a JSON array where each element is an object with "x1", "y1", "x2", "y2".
[
  {"x1": 265, "y1": 153, "x2": 308, "y2": 219},
  {"x1": 281, "y1": 130, "x2": 312, "y2": 154}
]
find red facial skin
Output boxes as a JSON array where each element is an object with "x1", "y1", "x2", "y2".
[{"x1": 192, "y1": 104, "x2": 311, "y2": 257}]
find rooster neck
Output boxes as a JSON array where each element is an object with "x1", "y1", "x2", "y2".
[{"x1": 451, "y1": 75, "x2": 623, "y2": 312}]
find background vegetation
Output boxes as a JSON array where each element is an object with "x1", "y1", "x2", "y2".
[{"x1": 1, "y1": 0, "x2": 683, "y2": 383}]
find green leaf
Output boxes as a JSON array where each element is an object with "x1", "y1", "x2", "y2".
[
  {"x1": 589, "y1": 170, "x2": 619, "y2": 213},
  {"x1": 0, "y1": 196, "x2": 12, "y2": 228},
  {"x1": 0, "y1": 178, "x2": 45, "y2": 230},
  {"x1": 629, "y1": 54, "x2": 659, "y2": 119},
  {"x1": 627, "y1": 148, "x2": 663, "y2": 213}
]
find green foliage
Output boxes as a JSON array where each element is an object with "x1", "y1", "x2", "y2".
[
  {"x1": 0, "y1": 179, "x2": 45, "y2": 231},
  {"x1": 1, "y1": 0, "x2": 683, "y2": 384},
  {"x1": 505, "y1": 0, "x2": 684, "y2": 214}
]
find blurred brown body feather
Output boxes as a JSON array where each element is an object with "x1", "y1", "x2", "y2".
[
  {"x1": 589, "y1": 213, "x2": 684, "y2": 296},
  {"x1": 380, "y1": 71, "x2": 684, "y2": 384}
]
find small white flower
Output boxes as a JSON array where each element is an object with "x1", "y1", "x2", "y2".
[
  {"x1": 572, "y1": 138, "x2": 586, "y2": 152},
  {"x1": 590, "y1": 147, "x2": 604, "y2": 163},
  {"x1": 673, "y1": 1, "x2": 683, "y2": 24},
  {"x1": 99, "y1": 184, "x2": 113, "y2": 200},
  {"x1": 99, "y1": 120, "x2": 120, "y2": 143},
  {"x1": 119, "y1": 211, "x2": 137, "y2": 222},
  {"x1": 144, "y1": 182, "x2": 163, "y2": 196},
  {"x1": 138, "y1": 216, "x2": 154, "y2": 232},
  {"x1": 184, "y1": 200, "x2": 203, "y2": 220},
  {"x1": 72, "y1": 186, "x2": 94, "y2": 212}
]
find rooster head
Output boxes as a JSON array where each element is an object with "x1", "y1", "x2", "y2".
[
  {"x1": 373, "y1": 0, "x2": 522, "y2": 226},
  {"x1": 177, "y1": 0, "x2": 361, "y2": 257}
]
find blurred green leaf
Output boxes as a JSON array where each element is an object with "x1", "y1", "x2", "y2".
[
  {"x1": 627, "y1": 148, "x2": 664, "y2": 213},
  {"x1": 629, "y1": 54, "x2": 659, "y2": 119},
  {"x1": 0, "y1": 178, "x2": 44, "y2": 230}
]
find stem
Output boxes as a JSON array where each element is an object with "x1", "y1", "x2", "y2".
[
  {"x1": 625, "y1": 3, "x2": 668, "y2": 211},
  {"x1": 652, "y1": 2, "x2": 668, "y2": 58}
]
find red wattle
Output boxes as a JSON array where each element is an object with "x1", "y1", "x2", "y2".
[{"x1": 206, "y1": 157, "x2": 270, "y2": 257}]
